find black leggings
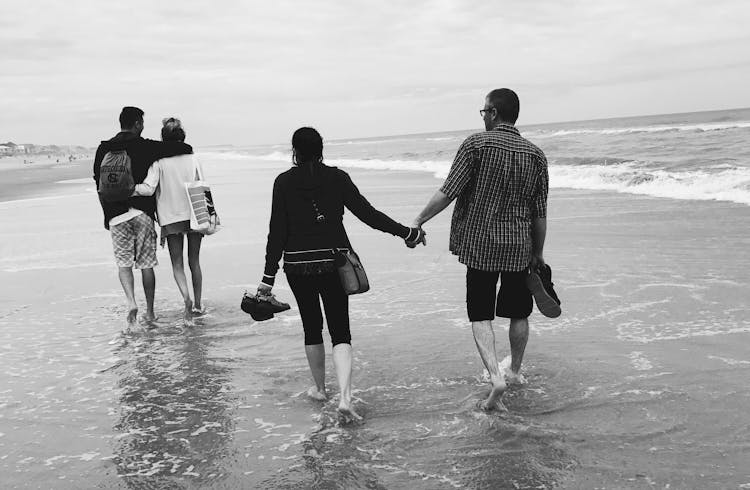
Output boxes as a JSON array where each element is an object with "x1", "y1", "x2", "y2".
[{"x1": 286, "y1": 271, "x2": 351, "y2": 346}]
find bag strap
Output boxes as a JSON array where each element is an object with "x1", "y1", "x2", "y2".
[{"x1": 193, "y1": 157, "x2": 204, "y2": 181}]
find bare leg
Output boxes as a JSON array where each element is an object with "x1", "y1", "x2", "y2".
[
  {"x1": 472, "y1": 320, "x2": 506, "y2": 411},
  {"x1": 140, "y1": 268, "x2": 157, "y2": 322},
  {"x1": 166, "y1": 234, "x2": 192, "y2": 325},
  {"x1": 333, "y1": 343, "x2": 361, "y2": 421},
  {"x1": 304, "y1": 343, "x2": 327, "y2": 401},
  {"x1": 118, "y1": 267, "x2": 138, "y2": 325},
  {"x1": 508, "y1": 317, "x2": 529, "y2": 376},
  {"x1": 187, "y1": 233, "x2": 203, "y2": 311}
]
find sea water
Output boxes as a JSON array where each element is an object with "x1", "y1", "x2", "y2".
[
  {"x1": 1, "y1": 108, "x2": 750, "y2": 488},
  {"x1": 211, "y1": 107, "x2": 750, "y2": 206}
]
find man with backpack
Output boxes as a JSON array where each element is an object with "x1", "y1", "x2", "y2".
[{"x1": 93, "y1": 106, "x2": 193, "y2": 327}]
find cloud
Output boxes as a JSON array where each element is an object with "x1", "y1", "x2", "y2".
[{"x1": 1, "y1": 0, "x2": 749, "y2": 144}]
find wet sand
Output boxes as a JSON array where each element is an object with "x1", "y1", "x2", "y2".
[
  {"x1": 1, "y1": 156, "x2": 749, "y2": 488},
  {"x1": 0, "y1": 156, "x2": 93, "y2": 203}
]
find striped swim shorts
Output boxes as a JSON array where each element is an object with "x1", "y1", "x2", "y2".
[{"x1": 110, "y1": 213, "x2": 158, "y2": 269}]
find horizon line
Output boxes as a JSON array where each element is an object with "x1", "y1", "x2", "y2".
[{"x1": 4, "y1": 105, "x2": 749, "y2": 149}]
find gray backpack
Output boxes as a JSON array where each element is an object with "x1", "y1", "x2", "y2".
[{"x1": 98, "y1": 150, "x2": 134, "y2": 202}]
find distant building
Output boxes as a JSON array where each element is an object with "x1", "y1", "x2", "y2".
[{"x1": 0, "y1": 142, "x2": 26, "y2": 154}]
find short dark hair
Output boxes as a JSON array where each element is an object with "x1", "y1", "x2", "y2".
[
  {"x1": 161, "y1": 117, "x2": 186, "y2": 142},
  {"x1": 292, "y1": 127, "x2": 323, "y2": 165},
  {"x1": 486, "y1": 88, "x2": 520, "y2": 124},
  {"x1": 119, "y1": 106, "x2": 144, "y2": 129}
]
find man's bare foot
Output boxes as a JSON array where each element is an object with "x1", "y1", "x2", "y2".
[
  {"x1": 477, "y1": 398, "x2": 508, "y2": 412},
  {"x1": 192, "y1": 304, "x2": 205, "y2": 316},
  {"x1": 306, "y1": 386, "x2": 328, "y2": 401},
  {"x1": 127, "y1": 308, "x2": 138, "y2": 326},
  {"x1": 498, "y1": 356, "x2": 526, "y2": 386},
  {"x1": 142, "y1": 311, "x2": 157, "y2": 322},
  {"x1": 481, "y1": 377, "x2": 506, "y2": 411},
  {"x1": 505, "y1": 371, "x2": 527, "y2": 386},
  {"x1": 338, "y1": 400, "x2": 363, "y2": 423}
]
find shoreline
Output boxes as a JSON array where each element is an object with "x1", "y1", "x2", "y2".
[
  {"x1": 3, "y1": 153, "x2": 750, "y2": 213},
  {"x1": 0, "y1": 156, "x2": 93, "y2": 203}
]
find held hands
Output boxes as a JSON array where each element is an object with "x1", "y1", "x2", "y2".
[{"x1": 405, "y1": 226, "x2": 427, "y2": 248}]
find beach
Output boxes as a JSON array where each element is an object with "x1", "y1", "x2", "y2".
[
  {"x1": 1, "y1": 143, "x2": 749, "y2": 488},
  {"x1": 0, "y1": 156, "x2": 93, "y2": 202}
]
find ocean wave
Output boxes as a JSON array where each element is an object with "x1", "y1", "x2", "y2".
[
  {"x1": 195, "y1": 150, "x2": 750, "y2": 206},
  {"x1": 549, "y1": 162, "x2": 750, "y2": 205},
  {"x1": 197, "y1": 150, "x2": 290, "y2": 162},
  {"x1": 528, "y1": 120, "x2": 750, "y2": 138},
  {"x1": 332, "y1": 158, "x2": 750, "y2": 205},
  {"x1": 335, "y1": 157, "x2": 452, "y2": 179}
]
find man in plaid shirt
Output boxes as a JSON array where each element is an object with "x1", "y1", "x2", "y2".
[{"x1": 413, "y1": 88, "x2": 549, "y2": 411}]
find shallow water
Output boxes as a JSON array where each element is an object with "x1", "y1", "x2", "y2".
[{"x1": 2, "y1": 158, "x2": 750, "y2": 488}]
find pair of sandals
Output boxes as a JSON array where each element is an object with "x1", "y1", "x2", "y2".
[{"x1": 526, "y1": 264, "x2": 562, "y2": 318}]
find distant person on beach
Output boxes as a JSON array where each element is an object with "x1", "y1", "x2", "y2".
[
  {"x1": 93, "y1": 106, "x2": 193, "y2": 326},
  {"x1": 412, "y1": 88, "x2": 549, "y2": 411},
  {"x1": 132, "y1": 117, "x2": 206, "y2": 326},
  {"x1": 257, "y1": 127, "x2": 425, "y2": 421}
]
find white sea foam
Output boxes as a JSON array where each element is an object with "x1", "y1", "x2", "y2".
[
  {"x1": 331, "y1": 157, "x2": 750, "y2": 205},
  {"x1": 336, "y1": 157, "x2": 452, "y2": 179},
  {"x1": 628, "y1": 351, "x2": 654, "y2": 371},
  {"x1": 55, "y1": 178, "x2": 91, "y2": 184},
  {"x1": 328, "y1": 158, "x2": 750, "y2": 205},
  {"x1": 707, "y1": 355, "x2": 750, "y2": 366},
  {"x1": 549, "y1": 162, "x2": 750, "y2": 205},
  {"x1": 201, "y1": 142, "x2": 750, "y2": 205},
  {"x1": 0, "y1": 192, "x2": 92, "y2": 207},
  {"x1": 528, "y1": 120, "x2": 750, "y2": 138}
]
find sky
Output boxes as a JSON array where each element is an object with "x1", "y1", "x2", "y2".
[{"x1": 2, "y1": 0, "x2": 750, "y2": 146}]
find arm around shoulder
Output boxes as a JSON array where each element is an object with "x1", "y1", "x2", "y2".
[{"x1": 132, "y1": 161, "x2": 160, "y2": 196}]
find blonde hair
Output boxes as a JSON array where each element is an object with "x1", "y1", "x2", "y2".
[{"x1": 161, "y1": 117, "x2": 185, "y2": 142}]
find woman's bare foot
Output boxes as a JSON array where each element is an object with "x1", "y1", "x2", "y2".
[
  {"x1": 183, "y1": 300, "x2": 194, "y2": 327},
  {"x1": 306, "y1": 386, "x2": 328, "y2": 401},
  {"x1": 337, "y1": 399, "x2": 363, "y2": 423},
  {"x1": 126, "y1": 307, "x2": 138, "y2": 326}
]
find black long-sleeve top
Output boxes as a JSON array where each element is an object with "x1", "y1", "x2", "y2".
[
  {"x1": 93, "y1": 132, "x2": 192, "y2": 229},
  {"x1": 261, "y1": 164, "x2": 415, "y2": 286}
]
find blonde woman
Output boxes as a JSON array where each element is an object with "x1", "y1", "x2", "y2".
[{"x1": 133, "y1": 118, "x2": 204, "y2": 325}]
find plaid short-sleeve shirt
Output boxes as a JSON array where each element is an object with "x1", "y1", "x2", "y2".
[{"x1": 439, "y1": 124, "x2": 549, "y2": 272}]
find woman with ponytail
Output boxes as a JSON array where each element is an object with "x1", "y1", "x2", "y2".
[{"x1": 257, "y1": 127, "x2": 424, "y2": 421}]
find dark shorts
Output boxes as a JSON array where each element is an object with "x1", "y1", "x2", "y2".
[
  {"x1": 466, "y1": 267, "x2": 532, "y2": 321},
  {"x1": 286, "y1": 271, "x2": 351, "y2": 346}
]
